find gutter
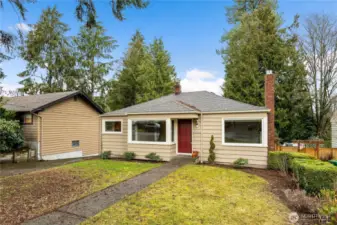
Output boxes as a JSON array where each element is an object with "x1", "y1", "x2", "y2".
[
  {"x1": 100, "y1": 111, "x2": 200, "y2": 117},
  {"x1": 100, "y1": 109, "x2": 269, "y2": 117}
]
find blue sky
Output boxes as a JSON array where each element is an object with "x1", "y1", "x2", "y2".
[{"x1": 1, "y1": 0, "x2": 337, "y2": 95}]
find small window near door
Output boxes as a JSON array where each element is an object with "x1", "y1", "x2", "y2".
[
  {"x1": 103, "y1": 120, "x2": 122, "y2": 133},
  {"x1": 72, "y1": 140, "x2": 80, "y2": 147},
  {"x1": 22, "y1": 113, "x2": 33, "y2": 125}
]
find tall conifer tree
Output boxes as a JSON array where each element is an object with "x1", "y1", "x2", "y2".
[
  {"x1": 72, "y1": 22, "x2": 117, "y2": 97},
  {"x1": 18, "y1": 6, "x2": 75, "y2": 94},
  {"x1": 219, "y1": 0, "x2": 313, "y2": 141}
]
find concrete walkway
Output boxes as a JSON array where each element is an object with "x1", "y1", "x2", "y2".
[{"x1": 23, "y1": 157, "x2": 192, "y2": 225}]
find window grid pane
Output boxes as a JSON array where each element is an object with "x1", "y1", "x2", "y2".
[
  {"x1": 24, "y1": 114, "x2": 32, "y2": 124},
  {"x1": 105, "y1": 121, "x2": 121, "y2": 132},
  {"x1": 224, "y1": 120, "x2": 262, "y2": 144},
  {"x1": 132, "y1": 120, "x2": 166, "y2": 142}
]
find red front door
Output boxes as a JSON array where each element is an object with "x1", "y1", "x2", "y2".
[{"x1": 178, "y1": 119, "x2": 192, "y2": 154}]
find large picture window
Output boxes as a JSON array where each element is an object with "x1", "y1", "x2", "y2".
[
  {"x1": 132, "y1": 120, "x2": 166, "y2": 142},
  {"x1": 223, "y1": 119, "x2": 263, "y2": 145},
  {"x1": 103, "y1": 120, "x2": 122, "y2": 133}
]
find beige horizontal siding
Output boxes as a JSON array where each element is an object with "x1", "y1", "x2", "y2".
[
  {"x1": 23, "y1": 114, "x2": 38, "y2": 141},
  {"x1": 101, "y1": 117, "x2": 128, "y2": 157},
  {"x1": 332, "y1": 120, "x2": 337, "y2": 148},
  {"x1": 199, "y1": 113, "x2": 269, "y2": 168},
  {"x1": 40, "y1": 97, "x2": 100, "y2": 157},
  {"x1": 128, "y1": 143, "x2": 176, "y2": 161}
]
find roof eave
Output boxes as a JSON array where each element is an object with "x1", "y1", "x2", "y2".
[
  {"x1": 30, "y1": 91, "x2": 104, "y2": 114},
  {"x1": 100, "y1": 109, "x2": 269, "y2": 117},
  {"x1": 100, "y1": 111, "x2": 199, "y2": 117},
  {"x1": 202, "y1": 109, "x2": 270, "y2": 114}
]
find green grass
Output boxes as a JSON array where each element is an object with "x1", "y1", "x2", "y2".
[
  {"x1": 63, "y1": 159, "x2": 161, "y2": 193},
  {"x1": 83, "y1": 165, "x2": 289, "y2": 225},
  {"x1": 0, "y1": 159, "x2": 160, "y2": 225}
]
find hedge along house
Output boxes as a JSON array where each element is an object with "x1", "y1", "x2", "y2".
[
  {"x1": 101, "y1": 73, "x2": 276, "y2": 168},
  {"x1": 3, "y1": 91, "x2": 104, "y2": 160}
]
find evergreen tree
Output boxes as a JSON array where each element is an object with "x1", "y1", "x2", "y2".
[
  {"x1": 72, "y1": 22, "x2": 117, "y2": 97},
  {"x1": 136, "y1": 38, "x2": 176, "y2": 103},
  {"x1": 208, "y1": 135, "x2": 216, "y2": 163},
  {"x1": 0, "y1": 0, "x2": 33, "y2": 82},
  {"x1": 107, "y1": 30, "x2": 150, "y2": 110},
  {"x1": 75, "y1": 0, "x2": 148, "y2": 27},
  {"x1": 219, "y1": 0, "x2": 313, "y2": 141},
  {"x1": 18, "y1": 6, "x2": 76, "y2": 94}
]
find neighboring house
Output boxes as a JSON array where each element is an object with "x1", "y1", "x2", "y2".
[
  {"x1": 3, "y1": 91, "x2": 104, "y2": 160},
  {"x1": 101, "y1": 74, "x2": 276, "y2": 168},
  {"x1": 332, "y1": 112, "x2": 337, "y2": 148}
]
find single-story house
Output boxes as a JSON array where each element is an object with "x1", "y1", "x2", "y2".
[
  {"x1": 332, "y1": 112, "x2": 337, "y2": 148},
  {"x1": 3, "y1": 91, "x2": 104, "y2": 160},
  {"x1": 101, "y1": 74, "x2": 276, "y2": 168}
]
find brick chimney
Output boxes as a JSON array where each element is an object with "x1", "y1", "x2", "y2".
[
  {"x1": 265, "y1": 70, "x2": 275, "y2": 151},
  {"x1": 174, "y1": 82, "x2": 181, "y2": 95}
]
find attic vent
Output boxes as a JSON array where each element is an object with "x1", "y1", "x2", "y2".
[{"x1": 74, "y1": 96, "x2": 78, "y2": 101}]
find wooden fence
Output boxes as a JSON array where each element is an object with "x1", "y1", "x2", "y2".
[{"x1": 276, "y1": 145, "x2": 337, "y2": 160}]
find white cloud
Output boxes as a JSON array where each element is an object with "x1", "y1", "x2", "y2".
[
  {"x1": 1, "y1": 83, "x2": 23, "y2": 96},
  {"x1": 180, "y1": 69, "x2": 224, "y2": 96},
  {"x1": 185, "y1": 69, "x2": 215, "y2": 80},
  {"x1": 15, "y1": 23, "x2": 31, "y2": 32}
]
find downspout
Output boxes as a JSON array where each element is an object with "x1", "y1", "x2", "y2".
[
  {"x1": 200, "y1": 112, "x2": 204, "y2": 163},
  {"x1": 32, "y1": 112, "x2": 42, "y2": 160}
]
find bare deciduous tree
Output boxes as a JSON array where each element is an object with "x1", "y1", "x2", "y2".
[{"x1": 300, "y1": 13, "x2": 337, "y2": 139}]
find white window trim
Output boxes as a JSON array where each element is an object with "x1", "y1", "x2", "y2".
[
  {"x1": 128, "y1": 118, "x2": 175, "y2": 145},
  {"x1": 222, "y1": 117, "x2": 268, "y2": 147},
  {"x1": 102, "y1": 119, "x2": 123, "y2": 134}
]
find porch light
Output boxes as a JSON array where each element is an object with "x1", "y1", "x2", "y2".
[{"x1": 195, "y1": 119, "x2": 199, "y2": 128}]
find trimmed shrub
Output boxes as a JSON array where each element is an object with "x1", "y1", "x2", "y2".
[
  {"x1": 101, "y1": 151, "x2": 111, "y2": 160},
  {"x1": 145, "y1": 152, "x2": 161, "y2": 162},
  {"x1": 291, "y1": 158, "x2": 337, "y2": 195},
  {"x1": 233, "y1": 158, "x2": 248, "y2": 168},
  {"x1": 268, "y1": 151, "x2": 315, "y2": 171},
  {"x1": 208, "y1": 135, "x2": 216, "y2": 163},
  {"x1": 124, "y1": 152, "x2": 136, "y2": 161}
]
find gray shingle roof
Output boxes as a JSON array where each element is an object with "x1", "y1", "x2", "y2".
[
  {"x1": 2, "y1": 91, "x2": 104, "y2": 113},
  {"x1": 103, "y1": 91, "x2": 268, "y2": 116}
]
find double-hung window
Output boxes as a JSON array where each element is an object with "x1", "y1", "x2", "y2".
[
  {"x1": 21, "y1": 113, "x2": 33, "y2": 125},
  {"x1": 103, "y1": 120, "x2": 122, "y2": 134},
  {"x1": 222, "y1": 118, "x2": 267, "y2": 147}
]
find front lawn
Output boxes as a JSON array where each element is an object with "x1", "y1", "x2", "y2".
[
  {"x1": 0, "y1": 159, "x2": 160, "y2": 225},
  {"x1": 83, "y1": 165, "x2": 290, "y2": 225}
]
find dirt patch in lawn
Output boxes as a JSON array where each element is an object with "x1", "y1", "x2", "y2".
[
  {"x1": 0, "y1": 160, "x2": 160, "y2": 225},
  {"x1": 0, "y1": 168, "x2": 90, "y2": 225}
]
